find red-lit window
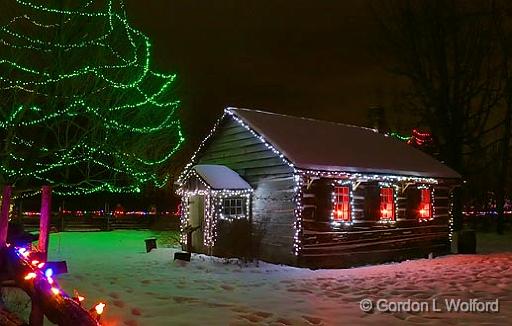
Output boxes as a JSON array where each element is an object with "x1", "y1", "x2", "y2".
[
  {"x1": 380, "y1": 188, "x2": 395, "y2": 220},
  {"x1": 333, "y1": 186, "x2": 351, "y2": 222},
  {"x1": 419, "y1": 188, "x2": 432, "y2": 219}
]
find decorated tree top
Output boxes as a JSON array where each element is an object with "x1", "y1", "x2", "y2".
[{"x1": 0, "y1": 0, "x2": 184, "y2": 197}]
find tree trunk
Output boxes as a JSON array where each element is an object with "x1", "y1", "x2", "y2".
[
  {"x1": 446, "y1": 144, "x2": 464, "y2": 232},
  {"x1": 0, "y1": 185, "x2": 13, "y2": 247},
  {"x1": 452, "y1": 187, "x2": 464, "y2": 231},
  {"x1": 0, "y1": 186, "x2": 13, "y2": 326},
  {"x1": 38, "y1": 186, "x2": 52, "y2": 261}
]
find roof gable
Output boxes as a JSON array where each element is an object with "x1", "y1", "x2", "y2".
[{"x1": 226, "y1": 107, "x2": 461, "y2": 179}]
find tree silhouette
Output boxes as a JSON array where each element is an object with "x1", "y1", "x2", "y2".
[{"x1": 374, "y1": 0, "x2": 503, "y2": 231}]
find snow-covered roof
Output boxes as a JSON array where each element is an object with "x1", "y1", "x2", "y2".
[
  {"x1": 193, "y1": 165, "x2": 252, "y2": 190},
  {"x1": 226, "y1": 108, "x2": 461, "y2": 179}
]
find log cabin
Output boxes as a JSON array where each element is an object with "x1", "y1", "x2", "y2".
[{"x1": 176, "y1": 108, "x2": 461, "y2": 268}]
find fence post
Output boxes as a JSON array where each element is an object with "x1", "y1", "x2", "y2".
[
  {"x1": 38, "y1": 185, "x2": 52, "y2": 261},
  {"x1": 29, "y1": 296, "x2": 44, "y2": 326},
  {"x1": 0, "y1": 185, "x2": 12, "y2": 247}
]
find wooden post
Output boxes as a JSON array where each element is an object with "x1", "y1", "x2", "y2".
[
  {"x1": 0, "y1": 185, "x2": 12, "y2": 247},
  {"x1": 3, "y1": 246, "x2": 97, "y2": 325},
  {"x1": 38, "y1": 185, "x2": 52, "y2": 261},
  {"x1": 29, "y1": 296, "x2": 44, "y2": 326},
  {"x1": 1, "y1": 307, "x2": 26, "y2": 326}
]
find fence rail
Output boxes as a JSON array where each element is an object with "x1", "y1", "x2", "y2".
[{"x1": 20, "y1": 213, "x2": 180, "y2": 232}]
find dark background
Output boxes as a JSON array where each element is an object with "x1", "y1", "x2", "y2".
[
  {"x1": 22, "y1": 0, "x2": 415, "y2": 212},
  {"x1": 125, "y1": 0, "x2": 409, "y2": 148}
]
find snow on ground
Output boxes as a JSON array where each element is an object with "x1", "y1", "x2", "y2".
[{"x1": 25, "y1": 231, "x2": 512, "y2": 325}]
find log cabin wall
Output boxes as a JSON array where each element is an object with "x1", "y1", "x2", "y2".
[
  {"x1": 196, "y1": 117, "x2": 297, "y2": 265},
  {"x1": 299, "y1": 177, "x2": 453, "y2": 268}
]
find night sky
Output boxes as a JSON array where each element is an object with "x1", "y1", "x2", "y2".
[{"x1": 126, "y1": 0, "x2": 407, "y2": 151}]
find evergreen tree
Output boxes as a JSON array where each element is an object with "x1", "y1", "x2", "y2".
[{"x1": 0, "y1": 0, "x2": 184, "y2": 197}]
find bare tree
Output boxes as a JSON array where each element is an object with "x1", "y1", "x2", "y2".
[
  {"x1": 374, "y1": 0, "x2": 503, "y2": 231},
  {"x1": 491, "y1": 0, "x2": 512, "y2": 234}
]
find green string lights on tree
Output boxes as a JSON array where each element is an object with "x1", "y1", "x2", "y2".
[{"x1": 0, "y1": 0, "x2": 184, "y2": 197}]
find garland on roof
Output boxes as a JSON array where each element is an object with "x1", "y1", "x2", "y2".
[{"x1": 389, "y1": 129, "x2": 433, "y2": 147}]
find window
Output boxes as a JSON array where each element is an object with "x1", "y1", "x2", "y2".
[
  {"x1": 333, "y1": 186, "x2": 351, "y2": 222},
  {"x1": 419, "y1": 188, "x2": 432, "y2": 219},
  {"x1": 222, "y1": 197, "x2": 246, "y2": 219},
  {"x1": 380, "y1": 187, "x2": 395, "y2": 220}
]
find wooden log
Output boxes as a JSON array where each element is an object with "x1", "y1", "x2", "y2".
[
  {"x1": 1, "y1": 247, "x2": 99, "y2": 326},
  {"x1": 0, "y1": 185, "x2": 12, "y2": 247},
  {"x1": 38, "y1": 186, "x2": 52, "y2": 261},
  {"x1": 0, "y1": 308, "x2": 26, "y2": 326},
  {"x1": 29, "y1": 295, "x2": 44, "y2": 326}
]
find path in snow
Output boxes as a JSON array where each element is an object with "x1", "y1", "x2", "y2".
[{"x1": 39, "y1": 231, "x2": 512, "y2": 325}]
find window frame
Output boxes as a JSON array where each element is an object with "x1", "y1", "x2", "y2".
[
  {"x1": 379, "y1": 187, "x2": 395, "y2": 221},
  {"x1": 332, "y1": 185, "x2": 351, "y2": 222},
  {"x1": 221, "y1": 197, "x2": 247, "y2": 219},
  {"x1": 418, "y1": 188, "x2": 433, "y2": 220}
]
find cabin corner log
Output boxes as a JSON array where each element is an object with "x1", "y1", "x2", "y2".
[{"x1": 0, "y1": 247, "x2": 99, "y2": 326}]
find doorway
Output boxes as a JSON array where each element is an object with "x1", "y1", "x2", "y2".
[{"x1": 188, "y1": 195, "x2": 205, "y2": 252}]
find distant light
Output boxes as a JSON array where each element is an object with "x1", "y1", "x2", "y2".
[{"x1": 51, "y1": 287, "x2": 60, "y2": 295}]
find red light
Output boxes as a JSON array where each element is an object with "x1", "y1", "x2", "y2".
[
  {"x1": 24, "y1": 273, "x2": 37, "y2": 280},
  {"x1": 95, "y1": 302, "x2": 106, "y2": 315},
  {"x1": 73, "y1": 290, "x2": 85, "y2": 303}
]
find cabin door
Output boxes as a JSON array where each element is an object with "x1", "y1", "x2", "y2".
[{"x1": 188, "y1": 195, "x2": 205, "y2": 252}]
